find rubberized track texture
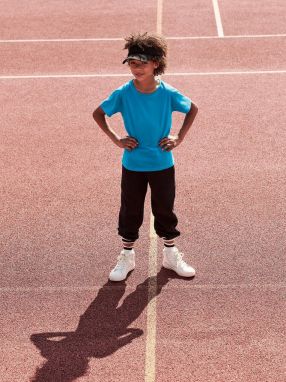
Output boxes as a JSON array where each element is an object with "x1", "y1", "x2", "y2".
[{"x1": 1, "y1": 1, "x2": 286, "y2": 381}]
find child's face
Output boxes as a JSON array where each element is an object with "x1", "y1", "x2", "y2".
[{"x1": 128, "y1": 59, "x2": 159, "y2": 81}]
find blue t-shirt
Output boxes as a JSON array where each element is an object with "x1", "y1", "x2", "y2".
[{"x1": 100, "y1": 80, "x2": 192, "y2": 171}]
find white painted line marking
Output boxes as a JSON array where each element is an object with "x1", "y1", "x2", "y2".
[
  {"x1": 145, "y1": 214, "x2": 158, "y2": 382},
  {"x1": 144, "y1": 5, "x2": 164, "y2": 379},
  {"x1": 0, "y1": 283, "x2": 285, "y2": 293},
  {"x1": 166, "y1": 70, "x2": 286, "y2": 76},
  {"x1": 0, "y1": 37, "x2": 124, "y2": 43},
  {"x1": 156, "y1": 0, "x2": 163, "y2": 35},
  {"x1": 169, "y1": 283, "x2": 286, "y2": 290},
  {"x1": 1, "y1": 70, "x2": 286, "y2": 80},
  {"x1": 0, "y1": 286, "x2": 100, "y2": 293},
  {"x1": 167, "y1": 33, "x2": 286, "y2": 40},
  {"x1": 212, "y1": 0, "x2": 224, "y2": 37},
  {"x1": 0, "y1": 73, "x2": 132, "y2": 79},
  {"x1": 0, "y1": 34, "x2": 286, "y2": 44}
]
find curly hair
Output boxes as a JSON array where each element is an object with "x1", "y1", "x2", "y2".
[{"x1": 123, "y1": 32, "x2": 167, "y2": 76}]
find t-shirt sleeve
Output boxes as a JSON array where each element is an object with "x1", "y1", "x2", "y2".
[
  {"x1": 171, "y1": 89, "x2": 192, "y2": 113},
  {"x1": 100, "y1": 88, "x2": 122, "y2": 117}
]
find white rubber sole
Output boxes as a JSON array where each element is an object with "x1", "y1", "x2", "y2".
[
  {"x1": 109, "y1": 265, "x2": 135, "y2": 282},
  {"x1": 162, "y1": 261, "x2": 196, "y2": 277}
]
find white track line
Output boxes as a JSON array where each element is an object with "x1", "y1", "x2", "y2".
[
  {"x1": 1, "y1": 34, "x2": 286, "y2": 43},
  {"x1": 166, "y1": 70, "x2": 286, "y2": 76},
  {"x1": 212, "y1": 0, "x2": 224, "y2": 37},
  {"x1": 167, "y1": 33, "x2": 286, "y2": 40},
  {"x1": 156, "y1": 0, "x2": 163, "y2": 35},
  {"x1": 0, "y1": 73, "x2": 131, "y2": 79},
  {"x1": 0, "y1": 283, "x2": 285, "y2": 293},
  {"x1": 1, "y1": 70, "x2": 286, "y2": 80},
  {"x1": 145, "y1": 214, "x2": 158, "y2": 382},
  {"x1": 144, "y1": 4, "x2": 164, "y2": 379},
  {"x1": 0, "y1": 38, "x2": 124, "y2": 43}
]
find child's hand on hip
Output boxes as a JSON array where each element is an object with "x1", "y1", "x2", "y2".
[
  {"x1": 116, "y1": 136, "x2": 139, "y2": 151},
  {"x1": 159, "y1": 135, "x2": 182, "y2": 151}
]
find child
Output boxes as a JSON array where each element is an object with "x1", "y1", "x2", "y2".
[{"x1": 93, "y1": 32, "x2": 198, "y2": 281}]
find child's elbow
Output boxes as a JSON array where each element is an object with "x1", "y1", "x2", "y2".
[
  {"x1": 92, "y1": 106, "x2": 104, "y2": 121},
  {"x1": 191, "y1": 102, "x2": 198, "y2": 114}
]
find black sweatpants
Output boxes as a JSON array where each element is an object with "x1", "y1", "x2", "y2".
[{"x1": 118, "y1": 165, "x2": 180, "y2": 242}]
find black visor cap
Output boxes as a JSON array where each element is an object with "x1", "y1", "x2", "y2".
[
  {"x1": 122, "y1": 54, "x2": 153, "y2": 64},
  {"x1": 122, "y1": 46, "x2": 161, "y2": 64}
]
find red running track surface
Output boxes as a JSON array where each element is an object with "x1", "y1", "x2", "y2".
[{"x1": 1, "y1": 1, "x2": 286, "y2": 381}]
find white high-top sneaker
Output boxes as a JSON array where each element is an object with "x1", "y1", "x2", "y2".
[
  {"x1": 109, "y1": 249, "x2": 136, "y2": 281},
  {"x1": 163, "y1": 246, "x2": 195, "y2": 277}
]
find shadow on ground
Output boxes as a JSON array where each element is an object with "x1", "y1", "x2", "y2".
[{"x1": 30, "y1": 268, "x2": 193, "y2": 381}]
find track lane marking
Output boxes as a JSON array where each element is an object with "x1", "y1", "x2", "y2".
[
  {"x1": 156, "y1": 0, "x2": 163, "y2": 35},
  {"x1": 212, "y1": 0, "x2": 224, "y2": 37},
  {"x1": 0, "y1": 38, "x2": 125, "y2": 43},
  {"x1": 1, "y1": 70, "x2": 286, "y2": 80},
  {"x1": 144, "y1": 4, "x2": 164, "y2": 379},
  {"x1": 167, "y1": 34, "x2": 286, "y2": 40},
  {"x1": 167, "y1": 70, "x2": 286, "y2": 76},
  {"x1": 1, "y1": 34, "x2": 286, "y2": 43},
  {"x1": 145, "y1": 214, "x2": 158, "y2": 382},
  {"x1": 0, "y1": 283, "x2": 285, "y2": 293}
]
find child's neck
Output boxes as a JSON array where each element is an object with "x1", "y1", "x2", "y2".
[{"x1": 133, "y1": 77, "x2": 160, "y2": 94}]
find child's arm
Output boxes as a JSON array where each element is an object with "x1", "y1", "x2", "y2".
[
  {"x1": 93, "y1": 106, "x2": 138, "y2": 151},
  {"x1": 159, "y1": 102, "x2": 198, "y2": 151}
]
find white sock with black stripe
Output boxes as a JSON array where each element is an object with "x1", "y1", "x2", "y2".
[
  {"x1": 163, "y1": 237, "x2": 175, "y2": 248},
  {"x1": 122, "y1": 238, "x2": 135, "y2": 251}
]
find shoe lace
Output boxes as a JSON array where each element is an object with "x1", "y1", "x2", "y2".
[
  {"x1": 114, "y1": 254, "x2": 128, "y2": 270},
  {"x1": 174, "y1": 251, "x2": 187, "y2": 267}
]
